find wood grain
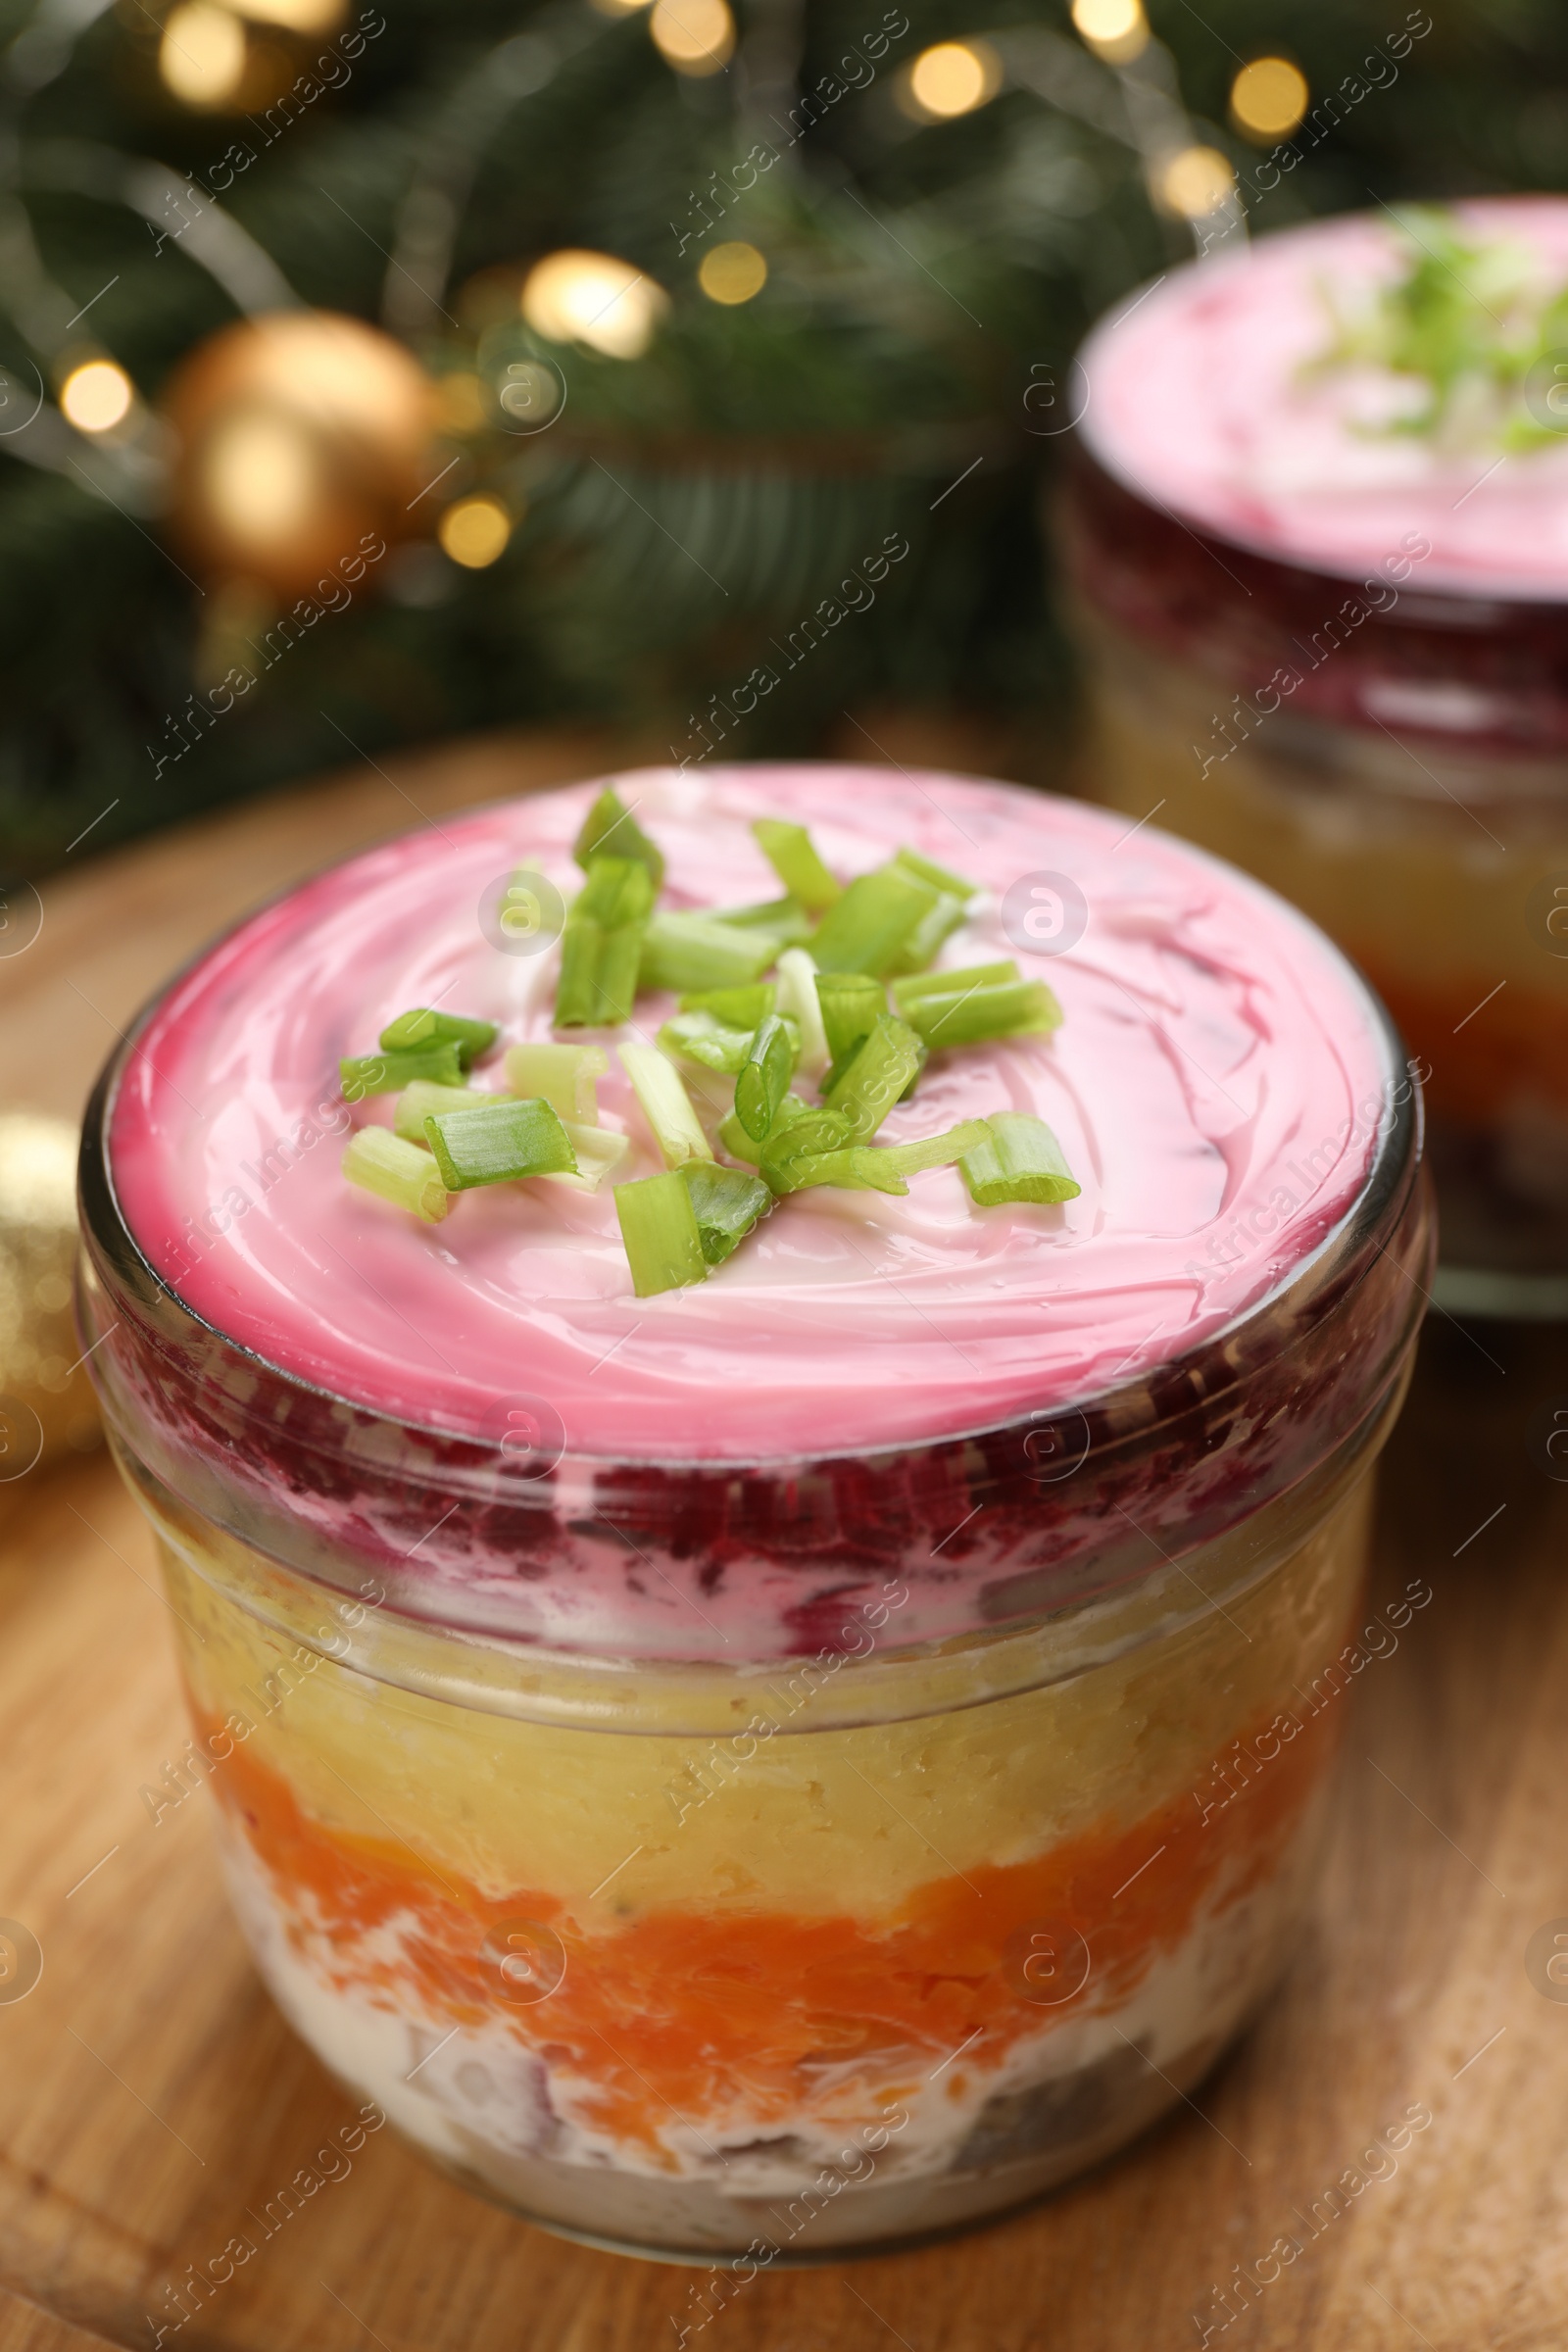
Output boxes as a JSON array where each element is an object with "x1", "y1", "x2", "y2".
[{"x1": 2, "y1": 728, "x2": 1566, "y2": 2351}]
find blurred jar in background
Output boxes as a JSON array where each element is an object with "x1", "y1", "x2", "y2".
[{"x1": 1060, "y1": 199, "x2": 1568, "y2": 1315}]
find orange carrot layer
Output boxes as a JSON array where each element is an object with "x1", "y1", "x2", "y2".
[{"x1": 211, "y1": 1703, "x2": 1334, "y2": 2156}]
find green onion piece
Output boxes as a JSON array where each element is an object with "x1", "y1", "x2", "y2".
[
  {"x1": 680, "y1": 1161, "x2": 772, "y2": 1264},
  {"x1": 617, "y1": 1043, "x2": 713, "y2": 1167},
  {"x1": 815, "y1": 971, "x2": 885, "y2": 1087},
  {"x1": 503, "y1": 1041, "x2": 609, "y2": 1120},
  {"x1": 808, "y1": 862, "x2": 938, "y2": 977},
  {"x1": 342, "y1": 1128, "x2": 450, "y2": 1222},
  {"x1": 707, "y1": 897, "x2": 814, "y2": 949},
  {"x1": 901, "y1": 978, "x2": 1063, "y2": 1050},
  {"x1": 340, "y1": 1042, "x2": 465, "y2": 1100},
  {"x1": 377, "y1": 1008, "x2": 498, "y2": 1066},
  {"x1": 393, "y1": 1079, "x2": 486, "y2": 1142},
  {"x1": 555, "y1": 856, "x2": 656, "y2": 1028},
  {"x1": 821, "y1": 1013, "x2": 923, "y2": 1142},
  {"x1": 572, "y1": 787, "x2": 664, "y2": 887},
  {"x1": 890, "y1": 891, "x2": 966, "y2": 977},
  {"x1": 784, "y1": 1147, "x2": 909, "y2": 1196},
  {"x1": 422, "y1": 1098, "x2": 578, "y2": 1191},
  {"x1": 759, "y1": 1107, "x2": 854, "y2": 1194},
  {"x1": 718, "y1": 1092, "x2": 811, "y2": 1166},
  {"x1": 678, "y1": 981, "x2": 775, "y2": 1026},
  {"x1": 751, "y1": 818, "x2": 842, "y2": 912},
  {"x1": 614, "y1": 1169, "x2": 709, "y2": 1296},
  {"x1": 542, "y1": 1122, "x2": 631, "y2": 1194},
  {"x1": 775, "y1": 948, "x2": 828, "y2": 1078},
  {"x1": 638, "y1": 911, "x2": 777, "y2": 995},
  {"x1": 892, "y1": 846, "x2": 977, "y2": 902},
  {"x1": 874, "y1": 1118, "x2": 993, "y2": 1177},
  {"x1": 734, "y1": 1012, "x2": 799, "y2": 1143},
  {"x1": 892, "y1": 960, "x2": 1018, "y2": 1007},
  {"x1": 960, "y1": 1112, "x2": 1080, "y2": 1206},
  {"x1": 659, "y1": 1010, "x2": 755, "y2": 1076}
]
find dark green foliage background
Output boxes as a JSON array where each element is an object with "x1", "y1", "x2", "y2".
[{"x1": 0, "y1": 0, "x2": 1559, "y2": 870}]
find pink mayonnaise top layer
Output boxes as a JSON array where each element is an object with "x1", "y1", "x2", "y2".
[
  {"x1": 1078, "y1": 199, "x2": 1568, "y2": 598},
  {"x1": 108, "y1": 764, "x2": 1394, "y2": 1464}
]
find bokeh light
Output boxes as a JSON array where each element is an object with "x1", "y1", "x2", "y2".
[
  {"x1": 60, "y1": 361, "x2": 133, "y2": 434},
  {"x1": 159, "y1": 3, "x2": 247, "y2": 106},
  {"x1": 904, "y1": 40, "x2": 1002, "y2": 121},
  {"x1": 439, "y1": 496, "x2": 512, "y2": 567},
  {"x1": 1159, "y1": 145, "x2": 1237, "y2": 220},
  {"x1": 521, "y1": 250, "x2": 668, "y2": 360},
  {"x1": 199, "y1": 412, "x2": 318, "y2": 548},
  {"x1": 1230, "y1": 57, "x2": 1309, "y2": 140},
  {"x1": 649, "y1": 0, "x2": 735, "y2": 76},
  {"x1": 1069, "y1": 0, "x2": 1148, "y2": 65},
  {"x1": 698, "y1": 242, "x2": 767, "y2": 305},
  {"x1": 227, "y1": 0, "x2": 345, "y2": 26}
]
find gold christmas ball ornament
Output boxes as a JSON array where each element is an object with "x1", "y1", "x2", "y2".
[
  {"x1": 0, "y1": 1114, "x2": 101, "y2": 1479},
  {"x1": 162, "y1": 311, "x2": 437, "y2": 598}
]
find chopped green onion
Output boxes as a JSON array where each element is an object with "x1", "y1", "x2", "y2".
[
  {"x1": 377, "y1": 1008, "x2": 498, "y2": 1066},
  {"x1": 960, "y1": 1112, "x2": 1080, "y2": 1206},
  {"x1": 821, "y1": 1013, "x2": 923, "y2": 1142},
  {"x1": 614, "y1": 1169, "x2": 709, "y2": 1296},
  {"x1": 808, "y1": 862, "x2": 939, "y2": 977},
  {"x1": 734, "y1": 1012, "x2": 799, "y2": 1143},
  {"x1": 638, "y1": 911, "x2": 777, "y2": 995},
  {"x1": 707, "y1": 897, "x2": 815, "y2": 949},
  {"x1": 556, "y1": 856, "x2": 656, "y2": 1028},
  {"x1": 659, "y1": 1009, "x2": 755, "y2": 1075},
  {"x1": 573, "y1": 787, "x2": 664, "y2": 887},
  {"x1": 874, "y1": 1118, "x2": 993, "y2": 1177},
  {"x1": 890, "y1": 891, "x2": 966, "y2": 977},
  {"x1": 542, "y1": 1122, "x2": 631, "y2": 1194},
  {"x1": 892, "y1": 846, "x2": 977, "y2": 902},
  {"x1": 680, "y1": 1161, "x2": 771, "y2": 1264},
  {"x1": 678, "y1": 981, "x2": 776, "y2": 1027},
  {"x1": 393, "y1": 1079, "x2": 486, "y2": 1142},
  {"x1": 340, "y1": 1042, "x2": 465, "y2": 1100},
  {"x1": 790, "y1": 1149, "x2": 909, "y2": 1195},
  {"x1": 422, "y1": 1098, "x2": 578, "y2": 1190},
  {"x1": 759, "y1": 1106, "x2": 852, "y2": 1192},
  {"x1": 718, "y1": 1092, "x2": 811, "y2": 1166},
  {"x1": 343, "y1": 1128, "x2": 450, "y2": 1222},
  {"x1": 504, "y1": 1041, "x2": 609, "y2": 1120},
  {"x1": 752, "y1": 818, "x2": 842, "y2": 912},
  {"x1": 815, "y1": 972, "x2": 885, "y2": 1087},
  {"x1": 775, "y1": 948, "x2": 828, "y2": 1077},
  {"x1": 900, "y1": 978, "x2": 1062, "y2": 1050},
  {"x1": 892, "y1": 960, "x2": 1018, "y2": 1007},
  {"x1": 617, "y1": 1043, "x2": 713, "y2": 1167}
]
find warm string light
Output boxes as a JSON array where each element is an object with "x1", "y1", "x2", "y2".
[
  {"x1": 1230, "y1": 56, "x2": 1308, "y2": 140},
  {"x1": 900, "y1": 39, "x2": 1002, "y2": 122},
  {"x1": 1158, "y1": 145, "x2": 1237, "y2": 220},
  {"x1": 649, "y1": 0, "x2": 735, "y2": 76},
  {"x1": 698, "y1": 241, "x2": 767, "y2": 305},
  {"x1": 439, "y1": 496, "x2": 512, "y2": 567},
  {"x1": 60, "y1": 360, "x2": 134, "y2": 433},
  {"x1": 159, "y1": 3, "x2": 247, "y2": 105},
  {"x1": 1070, "y1": 0, "x2": 1149, "y2": 66},
  {"x1": 521, "y1": 250, "x2": 668, "y2": 360}
]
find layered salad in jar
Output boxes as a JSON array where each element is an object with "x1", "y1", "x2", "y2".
[
  {"x1": 1064, "y1": 197, "x2": 1568, "y2": 1308},
  {"x1": 77, "y1": 763, "x2": 1431, "y2": 2258}
]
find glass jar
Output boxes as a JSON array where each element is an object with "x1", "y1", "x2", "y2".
[
  {"x1": 1062, "y1": 200, "x2": 1568, "y2": 1316},
  {"x1": 77, "y1": 1016, "x2": 1431, "y2": 2261}
]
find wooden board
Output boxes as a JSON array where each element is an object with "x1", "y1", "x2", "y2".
[{"x1": 3, "y1": 728, "x2": 1568, "y2": 2351}]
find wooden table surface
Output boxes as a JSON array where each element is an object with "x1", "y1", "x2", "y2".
[{"x1": 2, "y1": 726, "x2": 1567, "y2": 2352}]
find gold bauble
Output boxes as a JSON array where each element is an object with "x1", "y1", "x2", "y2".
[
  {"x1": 0, "y1": 1114, "x2": 100, "y2": 1479},
  {"x1": 162, "y1": 311, "x2": 437, "y2": 598}
]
